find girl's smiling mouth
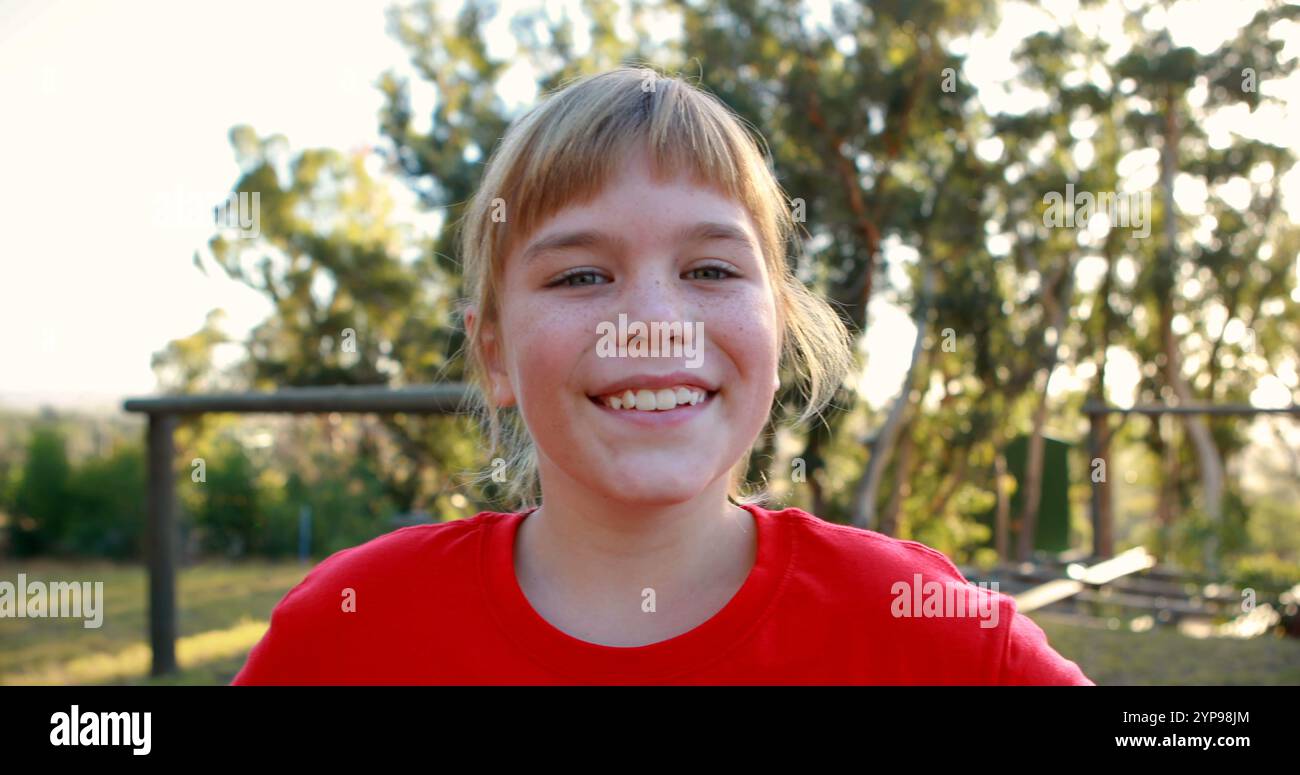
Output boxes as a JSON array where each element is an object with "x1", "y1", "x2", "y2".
[
  {"x1": 586, "y1": 388, "x2": 719, "y2": 426},
  {"x1": 592, "y1": 385, "x2": 711, "y2": 411},
  {"x1": 585, "y1": 371, "x2": 721, "y2": 426}
]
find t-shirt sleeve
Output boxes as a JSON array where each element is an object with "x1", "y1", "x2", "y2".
[
  {"x1": 230, "y1": 570, "x2": 333, "y2": 685},
  {"x1": 994, "y1": 596, "x2": 1095, "y2": 685},
  {"x1": 900, "y1": 538, "x2": 1095, "y2": 685}
]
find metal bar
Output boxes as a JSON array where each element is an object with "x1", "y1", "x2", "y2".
[
  {"x1": 123, "y1": 383, "x2": 472, "y2": 415},
  {"x1": 147, "y1": 413, "x2": 178, "y2": 676}
]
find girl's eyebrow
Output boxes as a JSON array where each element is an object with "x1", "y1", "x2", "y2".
[
  {"x1": 671, "y1": 221, "x2": 757, "y2": 251},
  {"x1": 520, "y1": 221, "x2": 755, "y2": 265},
  {"x1": 520, "y1": 229, "x2": 623, "y2": 265}
]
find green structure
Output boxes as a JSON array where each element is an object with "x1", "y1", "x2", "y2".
[{"x1": 978, "y1": 434, "x2": 1072, "y2": 553}]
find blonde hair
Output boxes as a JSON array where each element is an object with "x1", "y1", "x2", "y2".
[{"x1": 456, "y1": 65, "x2": 854, "y2": 510}]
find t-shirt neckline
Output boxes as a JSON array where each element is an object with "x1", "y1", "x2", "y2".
[{"x1": 480, "y1": 501, "x2": 793, "y2": 682}]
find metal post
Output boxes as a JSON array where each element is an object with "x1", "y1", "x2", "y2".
[{"x1": 147, "y1": 412, "x2": 178, "y2": 676}]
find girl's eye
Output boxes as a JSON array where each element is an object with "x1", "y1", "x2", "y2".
[
  {"x1": 685, "y1": 264, "x2": 738, "y2": 281},
  {"x1": 547, "y1": 263, "x2": 738, "y2": 286},
  {"x1": 548, "y1": 270, "x2": 609, "y2": 288}
]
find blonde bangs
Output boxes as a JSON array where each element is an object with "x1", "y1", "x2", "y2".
[{"x1": 462, "y1": 67, "x2": 791, "y2": 324}]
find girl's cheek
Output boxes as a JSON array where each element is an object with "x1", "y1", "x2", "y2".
[
  {"x1": 710, "y1": 292, "x2": 780, "y2": 368},
  {"x1": 509, "y1": 300, "x2": 597, "y2": 386}
]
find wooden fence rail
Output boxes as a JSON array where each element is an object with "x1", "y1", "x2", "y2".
[{"x1": 123, "y1": 383, "x2": 472, "y2": 676}]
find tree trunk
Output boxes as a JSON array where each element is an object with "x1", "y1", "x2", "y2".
[
  {"x1": 1160, "y1": 413, "x2": 1180, "y2": 562},
  {"x1": 925, "y1": 451, "x2": 969, "y2": 519},
  {"x1": 1016, "y1": 261, "x2": 1074, "y2": 562},
  {"x1": 1091, "y1": 231, "x2": 1117, "y2": 558},
  {"x1": 1016, "y1": 384, "x2": 1051, "y2": 562},
  {"x1": 850, "y1": 260, "x2": 936, "y2": 529},
  {"x1": 1160, "y1": 88, "x2": 1224, "y2": 571},
  {"x1": 994, "y1": 449, "x2": 1010, "y2": 563},
  {"x1": 878, "y1": 416, "x2": 917, "y2": 536}
]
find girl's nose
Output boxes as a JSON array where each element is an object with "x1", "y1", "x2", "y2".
[{"x1": 620, "y1": 269, "x2": 691, "y2": 332}]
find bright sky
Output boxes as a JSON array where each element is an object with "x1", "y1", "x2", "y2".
[
  {"x1": 1, "y1": 0, "x2": 1297, "y2": 414},
  {"x1": 0, "y1": 0, "x2": 406, "y2": 411}
]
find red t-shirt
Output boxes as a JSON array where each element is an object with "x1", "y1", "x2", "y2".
[{"x1": 231, "y1": 503, "x2": 1094, "y2": 685}]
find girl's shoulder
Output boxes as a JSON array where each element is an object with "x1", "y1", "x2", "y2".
[
  {"x1": 232, "y1": 511, "x2": 515, "y2": 684},
  {"x1": 756, "y1": 503, "x2": 972, "y2": 584},
  {"x1": 270, "y1": 511, "x2": 512, "y2": 614}
]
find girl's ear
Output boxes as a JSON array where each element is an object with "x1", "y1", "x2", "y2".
[{"x1": 466, "y1": 306, "x2": 517, "y2": 408}]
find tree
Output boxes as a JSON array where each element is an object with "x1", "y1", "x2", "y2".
[{"x1": 10, "y1": 424, "x2": 72, "y2": 556}]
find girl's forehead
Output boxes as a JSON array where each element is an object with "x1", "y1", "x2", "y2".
[
  {"x1": 514, "y1": 166, "x2": 754, "y2": 249},
  {"x1": 547, "y1": 177, "x2": 746, "y2": 226},
  {"x1": 505, "y1": 193, "x2": 760, "y2": 275},
  {"x1": 492, "y1": 138, "x2": 772, "y2": 284}
]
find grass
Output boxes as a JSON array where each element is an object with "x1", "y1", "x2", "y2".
[
  {"x1": 2, "y1": 560, "x2": 1298, "y2": 685},
  {"x1": 1033, "y1": 612, "x2": 1300, "y2": 685},
  {"x1": 0, "y1": 559, "x2": 310, "y2": 685}
]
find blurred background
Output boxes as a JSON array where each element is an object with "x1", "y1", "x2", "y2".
[{"x1": 1, "y1": 0, "x2": 1298, "y2": 685}]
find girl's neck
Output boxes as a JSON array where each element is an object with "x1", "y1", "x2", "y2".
[{"x1": 511, "y1": 480, "x2": 756, "y2": 645}]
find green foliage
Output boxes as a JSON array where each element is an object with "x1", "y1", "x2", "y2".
[
  {"x1": 5, "y1": 423, "x2": 146, "y2": 559},
  {"x1": 182, "y1": 434, "x2": 401, "y2": 560},
  {"x1": 63, "y1": 443, "x2": 146, "y2": 559},
  {"x1": 9, "y1": 425, "x2": 72, "y2": 556},
  {"x1": 188, "y1": 439, "x2": 265, "y2": 558},
  {"x1": 288, "y1": 459, "x2": 400, "y2": 557},
  {"x1": 1228, "y1": 553, "x2": 1300, "y2": 602}
]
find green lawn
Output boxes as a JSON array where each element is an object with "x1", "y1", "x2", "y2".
[
  {"x1": 2, "y1": 560, "x2": 1298, "y2": 684},
  {"x1": 1034, "y1": 613, "x2": 1300, "y2": 685},
  {"x1": 0, "y1": 559, "x2": 310, "y2": 685}
]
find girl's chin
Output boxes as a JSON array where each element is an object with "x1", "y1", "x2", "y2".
[{"x1": 574, "y1": 463, "x2": 717, "y2": 502}]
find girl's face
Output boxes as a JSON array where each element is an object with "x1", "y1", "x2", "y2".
[{"x1": 477, "y1": 146, "x2": 782, "y2": 505}]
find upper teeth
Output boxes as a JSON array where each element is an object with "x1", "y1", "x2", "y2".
[{"x1": 601, "y1": 386, "x2": 709, "y2": 411}]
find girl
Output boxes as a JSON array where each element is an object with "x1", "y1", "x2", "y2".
[{"x1": 233, "y1": 66, "x2": 1093, "y2": 685}]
